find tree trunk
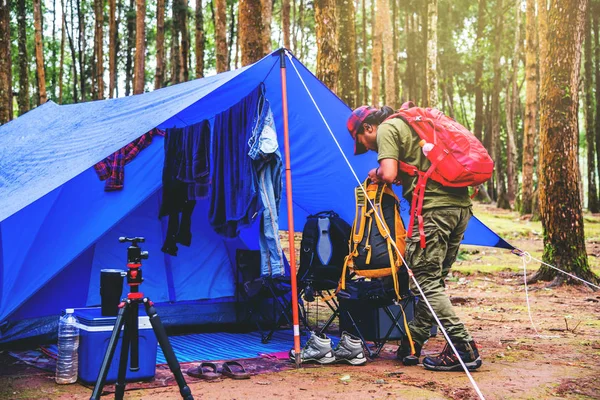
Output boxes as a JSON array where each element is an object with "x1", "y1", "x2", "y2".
[
  {"x1": 336, "y1": 0, "x2": 358, "y2": 107},
  {"x1": 171, "y1": 0, "x2": 181, "y2": 84},
  {"x1": 195, "y1": 0, "x2": 204, "y2": 78},
  {"x1": 584, "y1": 6, "x2": 599, "y2": 212},
  {"x1": 361, "y1": 0, "x2": 367, "y2": 104},
  {"x1": 282, "y1": 0, "x2": 290, "y2": 49},
  {"x1": 67, "y1": 0, "x2": 79, "y2": 102},
  {"x1": 109, "y1": 0, "x2": 118, "y2": 96},
  {"x1": 473, "y1": 0, "x2": 486, "y2": 142},
  {"x1": 505, "y1": 0, "x2": 520, "y2": 203},
  {"x1": 425, "y1": 0, "x2": 437, "y2": 107},
  {"x1": 34, "y1": 0, "x2": 48, "y2": 104},
  {"x1": 297, "y1": 0, "x2": 305, "y2": 60},
  {"x1": 239, "y1": 0, "x2": 264, "y2": 65},
  {"x1": 405, "y1": 1, "x2": 416, "y2": 102},
  {"x1": 491, "y1": 0, "x2": 504, "y2": 206},
  {"x1": 594, "y1": 6, "x2": 600, "y2": 208},
  {"x1": 17, "y1": 0, "x2": 29, "y2": 114},
  {"x1": 125, "y1": 0, "x2": 135, "y2": 94},
  {"x1": 133, "y1": 0, "x2": 145, "y2": 94},
  {"x1": 534, "y1": 0, "x2": 597, "y2": 285},
  {"x1": 420, "y1": 1, "x2": 428, "y2": 107},
  {"x1": 315, "y1": 0, "x2": 339, "y2": 92},
  {"x1": 154, "y1": 0, "x2": 165, "y2": 88},
  {"x1": 51, "y1": 0, "x2": 57, "y2": 99},
  {"x1": 59, "y1": 0, "x2": 66, "y2": 103},
  {"x1": 521, "y1": 0, "x2": 537, "y2": 215},
  {"x1": 180, "y1": 0, "x2": 189, "y2": 81},
  {"x1": 94, "y1": 0, "x2": 104, "y2": 99},
  {"x1": 484, "y1": 92, "x2": 495, "y2": 199},
  {"x1": 371, "y1": 0, "x2": 382, "y2": 105},
  {"x1": 228, "y1": 1, "x2": 234, "y2": 68},
  {"x1": 382, "y1": 0, "x2": 395, "y2": 107},
  {"x1": 0, "y1": 0, "x2": 12, "y2": 124},
  {"x1": 215, "y1": 0, "x2": 228, "y2": 71},
  {"x1": 261, "y1": 0, "x2": 271, "y2": 55},
  {"x1": 77, "y1": 0, "x2": 86, "y2": 100}
]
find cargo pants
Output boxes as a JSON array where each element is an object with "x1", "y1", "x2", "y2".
[{"x1": 405, "y1": 206, "x2": 473, "y2": 345}]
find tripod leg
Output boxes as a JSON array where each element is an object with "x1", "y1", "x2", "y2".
[
  {"x1": 90, "y1": 304, "x2": 128, "y2": 400},
  {"x1": 144, "y1": 299, "x2": 194, "y2": 400},
  {"x1": 129, "y1": 302, "x2": 140, "y2": 371},
  {"x1": 114, "y1": 309, "x2": 132, "y2": 400}
]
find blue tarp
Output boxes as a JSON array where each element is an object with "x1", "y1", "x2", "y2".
[{"x1": 0, "y1": 49, "x2": 512, "y2": 344}]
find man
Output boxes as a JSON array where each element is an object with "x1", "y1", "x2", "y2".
[{"x1": 346, "y1": 105, "x2": 482, "y2": 371}]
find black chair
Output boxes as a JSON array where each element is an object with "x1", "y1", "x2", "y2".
[{"x1": 235, "y1": 249, "x2": 300, "y2": 343}]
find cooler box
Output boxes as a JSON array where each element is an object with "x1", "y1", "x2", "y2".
[
  {"x1": 338, "y1": 297, "x2": 415, "y2": 341},
  {"x1": 75, "y1": 307, "x2": 157, "y2": 384}
]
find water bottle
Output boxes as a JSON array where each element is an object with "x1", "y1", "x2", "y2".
[
  {"x1": 419, "y1": 139, "x2": 434, "y2": 156},
  {"x1": 55, "y1": 309, "x2": 80, "y2": 384}
]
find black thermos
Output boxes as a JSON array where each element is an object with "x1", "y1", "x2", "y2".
[{"x1": 100, "y1": 269, "x2": 126, "y2": 316}]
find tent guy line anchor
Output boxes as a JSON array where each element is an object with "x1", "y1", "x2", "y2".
[
  {"x1": 513, "y1": 249, "x2": 596, "y2": 339},
  {"x1": 512, "y1": 249, "x2": 600, "y2": 290},
  {"x1": 286, "y1": 50, "x2": 486, "y2": 400}
]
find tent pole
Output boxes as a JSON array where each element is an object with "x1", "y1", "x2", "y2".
[{"x1": 280, "y1": 49, "x2": 302, "y2": 367}]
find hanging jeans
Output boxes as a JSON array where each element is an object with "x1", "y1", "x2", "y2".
[
  {"x1": 249, "y1": 99, "x2": 284, "y2": 277},
  {"x1": 209, "y1": 85, "x2": 262, "y2": 237}
]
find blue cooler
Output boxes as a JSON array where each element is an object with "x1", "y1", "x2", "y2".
[{"x1": 75, "y1": 307, "x2": 158, "y2": 384}]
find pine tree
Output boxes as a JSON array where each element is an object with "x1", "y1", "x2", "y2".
[
  {"x1": 17, "y1": 0, "x2": 29, "y2": 114},
  {"x1": 336, "y1": 0, "x2": 358, "y2": 107},
  {"x1": 315, "y1": 0, "x2": 339, "y2": 92},
  {"x1": 133, "y1": 0, "x2": 145, "y2": 94},
  {"x1": 521, "y1": 0, "x2": 538, "y2": 214},
  {"x1": 534, "y1": 0, "x2": 598, "y2": 285},
  {"x1": 238, "y1": 0, "x2": 263, "y2": 65},
  {"x1": 215, "y1": 0, "x2": 227, "y2": 72},
  {"x1": 34, "y1": 0, "x2": 48, "y2": 104},
  {"x1": 0, "y1": 0, "x2": 12, "y2": 123}
]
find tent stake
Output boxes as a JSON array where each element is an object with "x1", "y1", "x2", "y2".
[{"x1": 280, "y1": 49, "x2": 302, "y2": 368}]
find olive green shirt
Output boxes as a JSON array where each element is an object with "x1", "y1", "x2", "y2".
[{"x1": 376, "y1": 118, "x2": 472, "y2": 210}]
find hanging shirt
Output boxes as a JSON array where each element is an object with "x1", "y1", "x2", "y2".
[{"x1": 94, "y1": 128, "x2": 164, "y2": 191}]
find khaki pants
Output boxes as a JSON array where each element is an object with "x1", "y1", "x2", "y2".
[{"x1": 405, "y1": 206, "x2": 473, "y2": 345}]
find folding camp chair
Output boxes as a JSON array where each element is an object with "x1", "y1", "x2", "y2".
[
  {"x1": 337, "y1": 272, "x2": 415, "y2": 358},
  {"x1": 297, "y1": 267, "x2": 343, "y2": 335},
  {"x1": 235, "y1": 249, "x2": 305, "y2": 343}
]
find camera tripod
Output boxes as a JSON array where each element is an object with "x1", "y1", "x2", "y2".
[{"x1": 90, "y1": 237, "x2": 193, "y2": 400}]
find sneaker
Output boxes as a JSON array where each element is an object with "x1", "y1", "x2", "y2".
[
  {"x1": 395, "y1": 336, "x2": 422, "y2": 366},
  {"x1": 422, "y1": 340, "x2": 482, "y2": 372},
  {"x1": 289, "y1": 332, "x2": 335, "y2": 364},
  {"x1": 334, "y1": 332, "x2": 367, "y2": 365}
]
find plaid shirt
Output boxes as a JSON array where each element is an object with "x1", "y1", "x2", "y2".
[{"x1": 94, "y1": 128, "x2": 165, "y2": 191}]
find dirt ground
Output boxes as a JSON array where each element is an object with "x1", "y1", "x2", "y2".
[{"x1": 1, "y1": 205, "x2": 600, "y2": 400}]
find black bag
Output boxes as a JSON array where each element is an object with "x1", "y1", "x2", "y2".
[{"x1": 298, "y1": 211, "x2": 351, "y2": 285}]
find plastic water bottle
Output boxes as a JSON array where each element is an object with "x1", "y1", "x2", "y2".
[
  {"x1": 55, "y1": 309, "x2": 80, "y2": 384},
  {"x1": 419, "y1": 139, "x2": 434, "y2": 156}
]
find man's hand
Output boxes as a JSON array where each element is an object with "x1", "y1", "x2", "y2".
[{"x1": 368, "y1": 167, "x2": 381, "y2": 183}]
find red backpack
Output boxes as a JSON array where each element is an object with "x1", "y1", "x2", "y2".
[{"x1": 387, "y1": 102, "x2": 494, "y2": 248}]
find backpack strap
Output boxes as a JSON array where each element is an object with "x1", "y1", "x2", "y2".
[{"x1": 399, "y1": 149, "x2": 449, "y2": 249}]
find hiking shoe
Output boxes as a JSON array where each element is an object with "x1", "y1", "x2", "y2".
[
  {"x1": 289, "y1": 332, "x2": 335, "y2": 364},
  {"x1": 422, "y1": 340, "x2": 482, "y2": 372},
  {"x1": 334, "y1": 332, "x2": 367, "y2": 365},
  {"x1": 395, "y1": 336, "x2": 422, "y2": 366}
]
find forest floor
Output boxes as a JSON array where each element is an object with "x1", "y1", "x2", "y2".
[{"x1": 1, "y1": 204, "x2": 600, "y2": 399}]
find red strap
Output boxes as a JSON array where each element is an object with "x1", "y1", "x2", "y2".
[
  {"x1": 470, "y1": 186, "x2": 480, "y2": 199},
  {"x1": 407, "y1": 151, "x2": 449, "y2": 249}
]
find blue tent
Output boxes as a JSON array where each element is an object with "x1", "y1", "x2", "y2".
[{"x1": 0, "y1": 49, "x2": 512, "y2": 345}]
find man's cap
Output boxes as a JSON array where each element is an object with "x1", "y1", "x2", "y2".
[{"x1": 347, "y1": 106, "x2": 377, "y2": 155}]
